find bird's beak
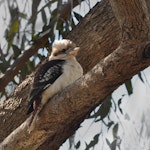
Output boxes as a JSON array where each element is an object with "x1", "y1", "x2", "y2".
[{"x1": 67, "y1": 47, "x2": 80, "y2": 56}]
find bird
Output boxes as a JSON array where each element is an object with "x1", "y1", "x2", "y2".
[{"x1": 27, "y1": 39, "x2": 83, "y2": 132}]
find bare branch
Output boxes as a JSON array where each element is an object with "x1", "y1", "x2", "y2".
[
  {"x1": 0, "y1": 32, "x2": 49, "y2": 92},
  {"x1": 109, "y1": 0, "x2": 150, "y2": 41},
  {"x1": 58, "y1": 0, "x2": 83, "y2": 19}
]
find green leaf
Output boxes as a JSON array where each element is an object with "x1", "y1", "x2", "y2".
[
  {"x1": 32, "y1": 34, "x2": 39, "y2": 42},
  {"x1": 20, "y1": 65, "x2": 28, "y2": 80},
  {"x1": 117, "y1": 95, "x2": 125, "y2": 114},
  {"x1": 106, "y1": 138, "x2": 117, "y2": 150},
  {"x1": 41, "y1": 9, "x2": 47, "y2": 24},
  {"x1": 124, "y1": 113, "x2": 130, "y2": 121},
  {"x1": 88, "y1": 96, "x2": 111, "y2": 121},
  {"x1": 125, "y1": 80, "x2": 133, "y2": 95},
  {"x1": 27, "y1": 60, "x2": 35, "y2": 72},
  {"x1": 138, "y1": 72, "x2": 144, "y2": 83},
  {"x1": 10, "y1": 20, "x2": 19, "y2": 34},
  {"x1": 106, "y1": 138, "x2": 111, "y2": 147},
  {"x1": 21, "y1": 34, "x2": 26, "y2": 50},
  {"x1": 110, "y1": 140, "x2": 117, "y2": 150},
  {"x1": 56, "y1": 19, "x2": 64, "y2": 31},
  {"x1": 75, "y1": 141, "x2": 81, "y2": 149},
  {"x1": 6, "y1": 19, "x2": 20, "y2": 50},
  {"x1": 19, "y1": 12, "x2": 27, "y2": 19},
  {"x1": 73, "y1": 11, "x2": 83, "y2": 21},
  {"x1": 85, "y1": 134, "x2": 100, "y2": 150},
  {"x1": 107, "y1": 121, "x2": 114, "y2": 130},
  {"x1": 12, "y1": 44, "x2": 21, "y2": 59},
  {"x1": 113, "y1": 124, "x2": 118, "y2": 138},
  {"x1": 50, "y1": 8, "x2": 57, "y2": 21},
  {"x1": 96, "y1": 96, "x2": 111, "y2": 120},
  {"x1": 71, "y1": 18, "x2": 76, "y2": 29},
  {"x1": 0, "y1": 63, "x2": 6, "y2": 73}
]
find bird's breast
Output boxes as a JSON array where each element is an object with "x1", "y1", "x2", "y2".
[{"x1": 41, "y1": 59, "x2": 83, "y2": 105}]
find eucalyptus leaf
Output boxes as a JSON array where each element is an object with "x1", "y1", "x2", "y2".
[
  {"x1": 125, "y1": 80, "x2": 133, "y2": 95},
  {"x1": 113, "y1": 124, "x2": 118, "y2": 138},
  {"x1": 85, "y1": 134, "x2": 100, "y2": 150}
]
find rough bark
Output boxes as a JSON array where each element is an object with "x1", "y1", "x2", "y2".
[{"x1": 1, "y1": 0, "x2": 150, "y2": 149}]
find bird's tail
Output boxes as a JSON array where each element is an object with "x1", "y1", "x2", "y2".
[
  {"x1": 27, "y1": 112, "x2": 36, "y2": 133},
  {"x1": 27, "y1": 109, "x2": 40, "y2": 133}
]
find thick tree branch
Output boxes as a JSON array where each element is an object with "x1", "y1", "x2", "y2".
[
  {"x1": 1, "y1": 41, "x2": 150, "y2": 150},
  {"x1": 109, "y1": 0, "x2": 150, "y2": 41}
]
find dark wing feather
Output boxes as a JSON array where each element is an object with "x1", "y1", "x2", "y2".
[{"x1": 27, "y1": 59, "x2": 65, "y2": 114}]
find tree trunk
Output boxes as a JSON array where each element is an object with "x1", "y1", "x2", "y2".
[{"x1": 1, "y1": 0, "x2": 150, "y2": 149}]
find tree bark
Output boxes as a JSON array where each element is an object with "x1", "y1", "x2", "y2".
[{"x1": 1, "y1": 0, "x2": 150, "y2": 149}]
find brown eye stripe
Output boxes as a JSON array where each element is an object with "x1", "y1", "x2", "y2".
[
  {"x1": 62, "y1": 49, "x2": 66, "y2": 52},
  {"x1": 53, "y1": 49, "x2": 67, "y2": 56}
]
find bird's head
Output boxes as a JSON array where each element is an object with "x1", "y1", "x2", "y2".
[{"x1": 49, "y1": 39, "x2": 80, "y2": 60}]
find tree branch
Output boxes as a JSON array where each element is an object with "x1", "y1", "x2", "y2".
[
  {"x1": 109, "y1": 0, "x2": 150, "y2": 41},
  {"x1": 58, "y1": 0, "x2": 83, "y2": 19},
  {"x1": 1, "y1": 41, "x2": 150, "y2": 150},
  {"x1": 0, "y1": 1, "x2": 120, "y2": 143}
]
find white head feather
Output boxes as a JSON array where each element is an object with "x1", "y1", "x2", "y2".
[
  {"x1": 53, "y1": 39, "x2": 75, "y2": 51},
  {"x1": 49, "y1": 39, "x2": 79, "y2": 60}
]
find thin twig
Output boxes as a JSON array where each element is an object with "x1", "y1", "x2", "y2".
[{"x1": 0, "y1": 32, "x2": 49, "y2": 92}]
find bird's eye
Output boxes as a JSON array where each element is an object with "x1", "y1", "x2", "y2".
[
  {"x1": 53, "y1": 52, "x2": 58, "y2": 56},
  {"x1": 62, "y1": 49, "x2": 66, "y2": 53},
  {"x1": 53, "y1": 49, "x2": 67, "y2": 56}
]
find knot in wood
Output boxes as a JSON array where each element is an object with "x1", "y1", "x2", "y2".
[{"x1": 143, "y1": 43, "x2": 150, "y2": 58}]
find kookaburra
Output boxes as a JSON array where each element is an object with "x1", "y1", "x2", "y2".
[{"x1": 27, "y1": 39, "x2": 83, "y2": 131}]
